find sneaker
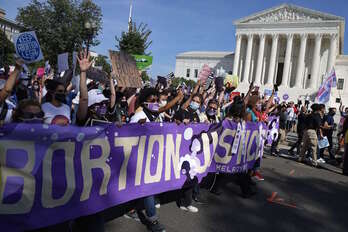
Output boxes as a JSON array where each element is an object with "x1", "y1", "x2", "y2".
[
  {"x1": 147, "y1": 220, "x2": 166, "y2": 232},
  {"x1": 123, "y1": 210, "x2": 140, "y2": 222},
  {"x1": 253, "y1": 171, "x2": 264, "y2": 181},
  {"x1": 155, "y1": 203, "x2": 161, "y2": 209},
  {"x1": 180, "y1": 205, "x2": 198, "y2": 213},
  {"x1": 310, "y1": 159, "x2": 318, "y2": 167},
  {"x1": 317, "y1": 158, "x2": 326, "y2": 164},
  {"x1": 187, "y1": 205, "x2": 199, "y2": 213}
]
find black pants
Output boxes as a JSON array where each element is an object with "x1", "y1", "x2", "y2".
[
  {"x1": 177, "y1": 187, "x2": 193, "y2": 207},
  {"x1": 271, "y1": 134, "x2": 280, "y2": 155},
  {"x1": 290, "y1": 131, "x2": 303, "y2": 154}
]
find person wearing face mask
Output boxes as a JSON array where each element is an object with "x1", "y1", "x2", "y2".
[
  {"x1": 199, "y1": 99, "x2": 219, "y2": 123},
  {"x1": 78, "y1": 75, "x2": 116, "y2": 126},
  {"x1": 320, "y1": 107, "x2": 337, "y2": 162},
  {"x1": 42, "y1": 79, "x2": 71, "y2": 126},
  {"x1": 158, "y1": 90, "x2": 172, "y2": 122},
  {"x1": 181, "y1": 94, "x2": 201, "y2": 123}
]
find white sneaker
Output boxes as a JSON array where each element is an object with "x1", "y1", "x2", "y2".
[
  {"x1": 317, "y1": 158, "x2": 326, "y2": 164},
  {"x1": 180, "y1": 205, "x2": 199, "y2": 213},
  {"x1": 155, "y1": 203, "x2": 161, "y2": 209},
  {"x1": 187, "y1": 205, "x2": 198, "y2": 213},
  {"x1": 180, "y1": 206, "x2": 188, "y2": 211}
]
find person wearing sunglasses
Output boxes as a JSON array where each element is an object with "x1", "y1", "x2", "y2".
[{"x1": 12, "y1": 99, "x2": 44, "y2": 123}]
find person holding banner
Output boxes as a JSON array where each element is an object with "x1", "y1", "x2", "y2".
[{"x1": 0, "y1": 59, "x2": 23, "y2": 125}]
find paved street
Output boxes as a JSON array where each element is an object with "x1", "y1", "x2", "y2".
[{"x1": 105, "y1": 137, "x2": 348, "y2": 232}]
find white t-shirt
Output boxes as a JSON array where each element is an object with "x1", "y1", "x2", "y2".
[
  {"x1": 130, "y1": 111, "x2": 150, "y2": 123},
  {"x1": 42, "y1": 102, "x2": 71, "y2": 126}
]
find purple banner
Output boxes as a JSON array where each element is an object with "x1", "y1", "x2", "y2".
[{"x1": 0, "y1": 120, "x2": 266, "y2": 231}]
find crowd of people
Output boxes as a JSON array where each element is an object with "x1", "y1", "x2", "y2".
[{"x1": 0, "y1": 50, "x2": 348, "y2": 232}]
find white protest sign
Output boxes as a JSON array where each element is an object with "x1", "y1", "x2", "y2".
[
  {"x1": 58, "y1": 52, "x2": 69, "y2": 73},
  {"x1": 13, "y1": 31, "x2": 44, "y2": 63},
  {"x1": 198, "y1": 64, "x2": 211, "y2": 83}
]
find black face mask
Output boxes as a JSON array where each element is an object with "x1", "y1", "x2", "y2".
[
  {"x1": 120, "y1": 101, "x2": 127, "y2": 108},
  {"x1": 55, "y1": 93, "x2": 66, "y2": 103}
]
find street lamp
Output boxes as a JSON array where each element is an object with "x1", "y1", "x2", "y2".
[{"x1": 84, "y1": 19, "x2": 97, "y2": 53}]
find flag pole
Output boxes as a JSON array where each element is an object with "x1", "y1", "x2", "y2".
[{"x1": 128, "y1": 0, "x2": 133, "y2": 32}]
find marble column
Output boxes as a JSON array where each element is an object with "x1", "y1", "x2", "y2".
[
  {"x1": 281, "y1": 33, "x2": 294, "y2": 87},
  {"x1": 243, "y1": 34, "x2": 253, "y2": 84},
  {"x1": 326, "y1": 33, "x2": 338, "y2": 73},
  {"x1": 309, "y1": 33, "x2": 323, "y2": 89},
  {"x1": 295, "y1": 33, "x2": 308, "y2": 88},
  {"x1": 267, "y1": 34, "x2": 279, "y2": 85},
  {"x1": 233, "y1": 34, "x2": 242, "y2": 76},
  {"x1": 255, "y1": 34, "x2": 266, "y2": 86}
]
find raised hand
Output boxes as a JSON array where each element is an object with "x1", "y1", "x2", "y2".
[{"x1": 77, "y1": 49, "x2": 93, "y2": 72}]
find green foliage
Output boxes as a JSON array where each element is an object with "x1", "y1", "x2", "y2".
[
  {"x1": 115, "y1": 22, "x2": 152, "y2": 55},
  {"x1": 141, "y1": 71, "x2": 150, "y2": 82},
  {"x1": 16, "y1": 0, "x2": 102, "y2": 69},
  {"x1": 171, "y1": 77, "x2": 196, "y2": 88},
  {"x1": 0, "y1": 31, "x2": 15, "y2": 66},
  {"x1": 94, "y1": 55, "x2": 111, "y2": 75}
]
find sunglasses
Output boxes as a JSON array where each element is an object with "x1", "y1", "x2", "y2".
[{"x1": 20, "y1": 111, "x2": 45, "y2": 119}]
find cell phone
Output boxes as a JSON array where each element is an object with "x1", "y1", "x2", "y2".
[{"x1": 274, "y1": 84, "x2": 278, "y2": 92}]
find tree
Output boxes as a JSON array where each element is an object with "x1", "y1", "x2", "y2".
[
  {"x1": 115, "y1": 22, "x2": 152, "y2": 55},
  {"x1": 0, "y1": 31, "x2": 15, "y2": 67},
  {"x1": 16, "y1": 0, "x2": 102, "y2": 70},
  {"x1": 171, "y1": 77, "x2": 196, "y2": 89},
  {"x1": 141, "y1": 71, "x2": 150, "y2": 82},
  {"x1": 94, "y1": 55, "x2": 111, "y2": 75}
]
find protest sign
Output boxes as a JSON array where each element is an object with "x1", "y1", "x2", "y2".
[
  {"x1": 266, "y1": 116, "x2": 279, "y2": 145},
  {"x1": 13, "y1": 31, "x2": 43, "y2": 63},
  {"x1": 58, "y1": 52, "x2": 69, "y2": 73},
  {"x1": 198, "y1": 64, "x2": 211, "y2": 83},
  {"x1": 86, "y1": 67, "x2": 109, "y2": 84},
  {"x1": 36, "y1": 67, "x2": 44, "y2": 78},
  {"x1": 283, "y1": 93, "x2": 289, "y2": 101},
  {"x1": 109, "y1": 50, "x2": 142, "y2": 88},
  {"x1": 0, "y1": 120, "x2": 266, "y2": 231},
  {"x1": 132, "y1": 55, "x2": 153, "y2": 71},
  {"x1": 264, "y1": 89, "x2": 272, "y2": 97}
]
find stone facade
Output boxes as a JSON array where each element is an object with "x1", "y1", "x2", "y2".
[
  {"x1": 0, "y1": 8, "x2": 23, "y2": 42},
  {"x1": 175, "y1": 51, "x2": 234, "y2": 81},
  {"x1": 175, "y1": 4, "x2": 348, "y2": 106}
]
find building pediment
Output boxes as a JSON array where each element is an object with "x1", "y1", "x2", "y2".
[{"x1": 235, "y1": 4, "x2": 344, "y2": 24}]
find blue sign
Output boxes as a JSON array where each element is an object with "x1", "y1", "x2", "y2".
[
  {"x1": 283, "y1": 93, "x2": 289, "y2": 101},
  {"x1": 13, "y1": 31, "x2": 43, "y2": 63},
  {"x1": 264, "y1": 89, "x2": 272, "y2": 96}
]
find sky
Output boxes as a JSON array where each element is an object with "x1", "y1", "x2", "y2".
[{"x1": 2, "y1": 0, "x2": 348, "y2": 78}]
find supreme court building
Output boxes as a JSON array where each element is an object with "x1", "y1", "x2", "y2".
[{"x1": 175, "y1": 4, "x2": 348, "y2": 106}]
